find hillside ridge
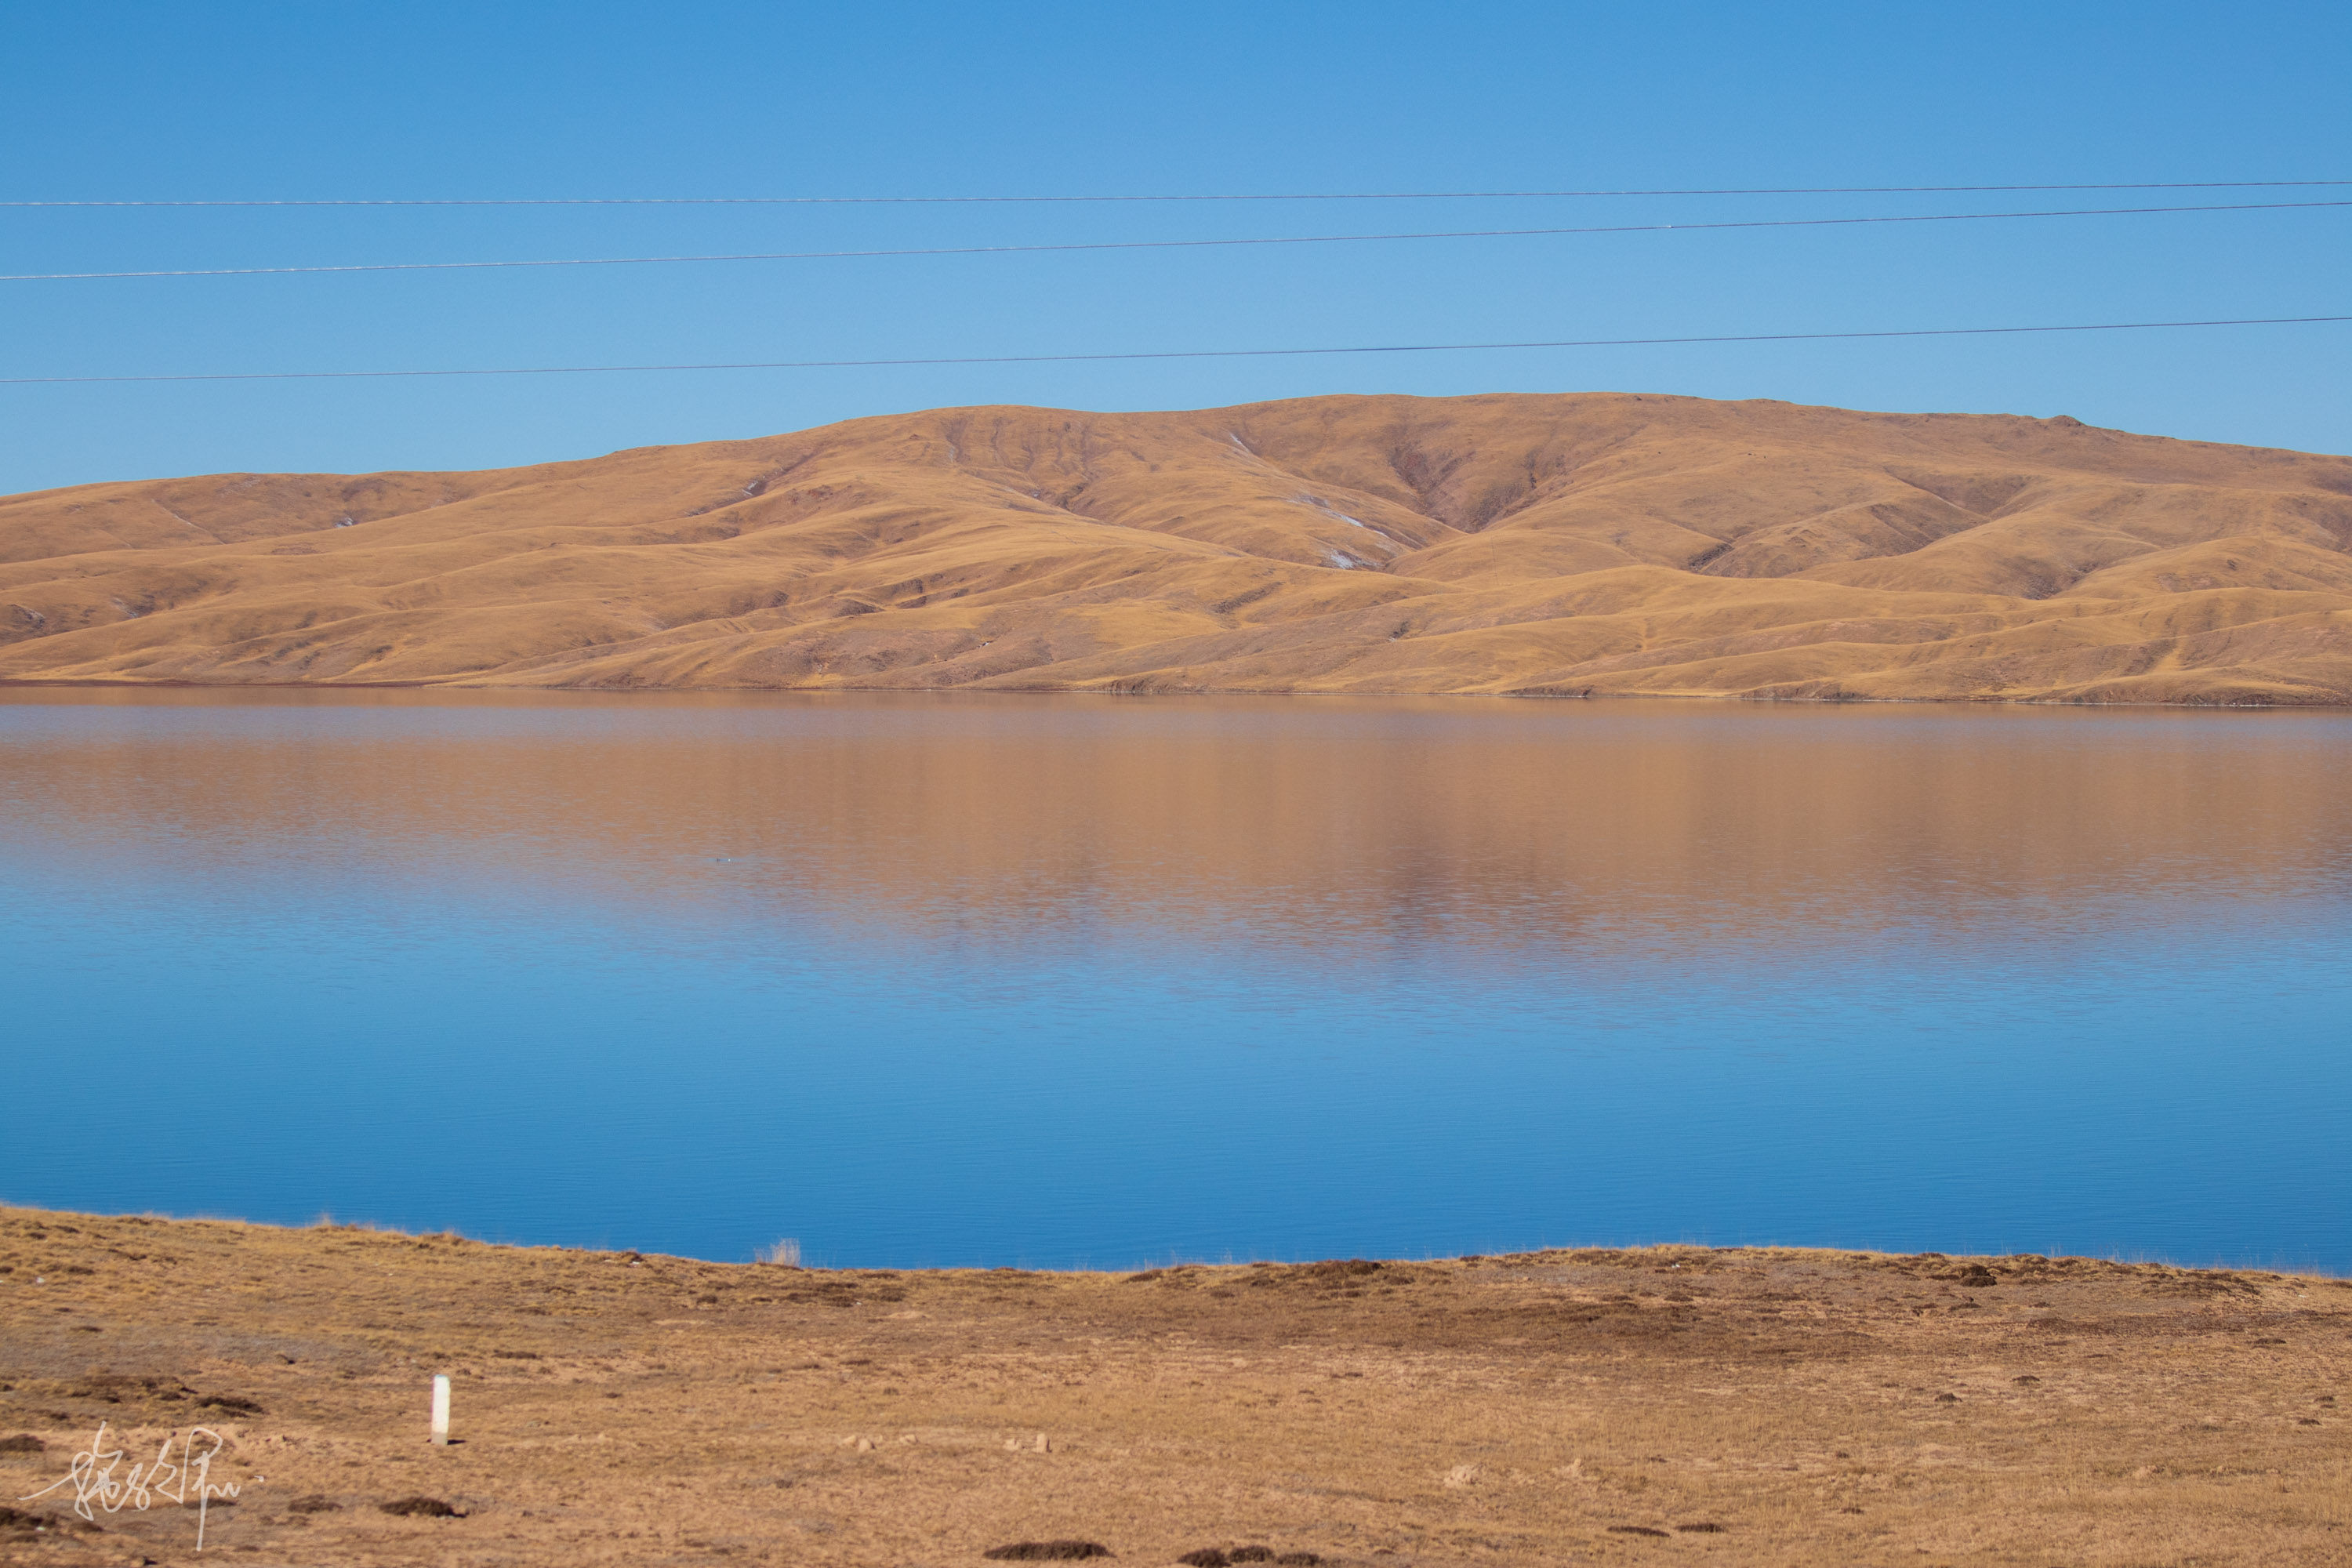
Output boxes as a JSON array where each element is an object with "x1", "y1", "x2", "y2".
[{"x1": 5, "y1": 391, "x2": 2349, "y2": 703}]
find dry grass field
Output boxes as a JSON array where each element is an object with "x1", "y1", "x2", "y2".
[
  {"x1": 2, "y1": 1207, "x2": 2345, "y2": 1566},
  {"x1": 4, "y1": 392, "x2": 2350, "y2": 703}
]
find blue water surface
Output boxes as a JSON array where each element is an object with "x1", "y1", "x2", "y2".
[{"x1": 2, "y1": 691, "x2": 2347, "y2": 1270}]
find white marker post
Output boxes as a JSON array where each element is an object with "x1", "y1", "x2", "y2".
[{"x1": 430, "y1": 1374, "x2": 452, "y2": 1446}]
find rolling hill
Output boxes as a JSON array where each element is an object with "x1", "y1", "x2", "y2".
[{"x1": 4, "y1": 391, "x2": 2350, "y2": 702}]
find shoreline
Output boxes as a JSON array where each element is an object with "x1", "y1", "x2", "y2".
[
  {"x1": 2, "y1": 678, "x2": 2345, "y2": 712},
  {"x1": 5, "y1": 1205, "x2": 2347, "y2": 1565},
  {"x1": 5, "y1": 1201, "x2": 2346, "y2": 1281}
]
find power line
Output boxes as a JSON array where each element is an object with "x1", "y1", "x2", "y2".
[
  {"x1": 4, "y1": 180, "x2": 2347, "y2": 209},
  {"x1": 5, "y1": 199, "x2": 2343, "y2": 283},
  {"x1": 5, "y1": 314, "x2": 2343, "y2": 386}
]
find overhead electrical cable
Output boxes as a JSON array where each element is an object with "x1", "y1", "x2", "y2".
[
  {"x1": 4, "y1": 180, "x2": 2347, "y2": 209},
  {"x1": 5, "y1": 314, "x2": 2343, "y2": 386},
  {"x1": 5, "y1": 199, "x2": 2343, "y2": 283}
]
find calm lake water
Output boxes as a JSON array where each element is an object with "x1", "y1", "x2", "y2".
[{"x1": 2, "y1": 690, "x2": 2347, "y2": 1271}]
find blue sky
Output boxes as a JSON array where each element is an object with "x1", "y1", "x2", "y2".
[{"x1": 2, "y1": 1, "x2": 2345, "y2": 492}]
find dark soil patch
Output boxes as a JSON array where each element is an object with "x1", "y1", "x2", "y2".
[
  {"x1": 62, "y1": 1373, "x2": 195, "y2": 1409},
  {"x1": 983, "y1": 1542, "x2": 1112, "y2": 1561},
  {"x1": 2149, "y1": 1271, "x2": 2262, "y2": 1298},
  {"x1": 0, "y1": 1505, "x2": 95, "y2": 1534},
  {"x1": 286, "y1": 1495, "x2": 339, "y2": 1514},
  {"x1": 1178, "y1": 1552, "x2": 1228, "y2": 1567},
  {"x1": 1608, "y1": 1525, "x2": 1669, "y2": 1537},
  {"x1": 379, "y1": 1496, "x2": 462, "y2": 1518},
  {"x1": 0, "y1": 1435, "x2": 43, "y2": 1454},
  {"x1": 1676, "y1": 1522, "x2": 1728, "y2": 1533}
]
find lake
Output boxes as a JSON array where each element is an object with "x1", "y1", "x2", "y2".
[{"x1": 2, "y1": 689, "x2": 2347, "y2": 1271}]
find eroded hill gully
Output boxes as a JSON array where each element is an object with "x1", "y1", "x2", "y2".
[{"x1": 2, "y1": 392, "x2": 2348, "y2": 702}]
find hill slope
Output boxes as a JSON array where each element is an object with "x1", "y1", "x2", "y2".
[{"x1": 5, "y1": 392, "x2": 2350, "y2": 702}]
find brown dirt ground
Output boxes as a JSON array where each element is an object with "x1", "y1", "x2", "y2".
[
  {"x1": 4, "y1": 392, "x2": 2350, "y2": 704},
  {"x1": 1, "y1": 1207, "x2": 2347, "y2": 1567}
]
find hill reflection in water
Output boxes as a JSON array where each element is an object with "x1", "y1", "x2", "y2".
[{"x1": 3, "y1": 690, "x2": 2347, "y2": 1269}]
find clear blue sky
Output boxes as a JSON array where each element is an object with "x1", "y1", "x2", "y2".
[{"x1": 2, "y1": 1, "x2": 2345, "y2": 494}]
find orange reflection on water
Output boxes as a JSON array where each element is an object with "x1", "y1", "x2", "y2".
[{"x1": 2, "y1": 689, "x2": 2347, "y2": 955}]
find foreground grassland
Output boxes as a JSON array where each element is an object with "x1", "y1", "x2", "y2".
[
  {"x1": 1, "y1": 1207, "x2": 2346, "y2": 1566},
  {"x1": 5, "y1": 393, "x2": 2350, "y2": 702}
]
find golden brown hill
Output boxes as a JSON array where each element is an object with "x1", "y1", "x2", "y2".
[{"x1": 4, "y1": 393, "x2": 2350, "y2": 702}]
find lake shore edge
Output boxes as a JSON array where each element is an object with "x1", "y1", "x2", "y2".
[
  {"x1": 2, "y1": 677, "x2": 2346, "y2": 710},
  {"x1": 5, "y1": 1205, "x2": 2347, "y2": 1565}
]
